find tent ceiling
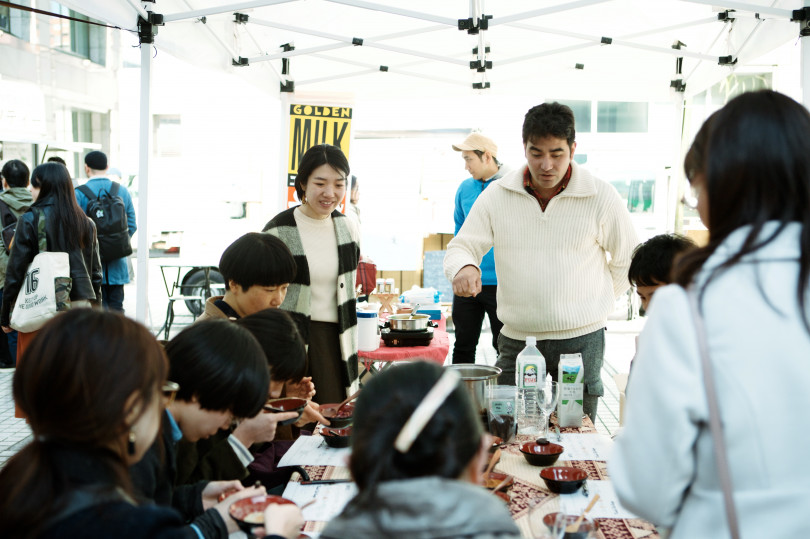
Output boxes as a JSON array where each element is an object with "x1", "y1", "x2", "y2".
[{"x1": 65, "y1": 0, "x2": 803, "y2": 101}]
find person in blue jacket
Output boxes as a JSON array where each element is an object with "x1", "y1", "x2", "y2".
[
  {"x1": 450, "y1": 133, "x2": 505, "y2": 364},
  {"x1": 75, "y1": 150, "x2": 137, "y2": 312}
]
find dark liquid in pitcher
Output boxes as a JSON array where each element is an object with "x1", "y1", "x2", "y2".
[{"x1": 488, "y1": 413, "x2": 516, "y2": 442}]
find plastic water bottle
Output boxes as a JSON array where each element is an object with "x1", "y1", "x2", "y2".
[{"x1": 515, "y1": 336, "x2": 546, "y2": 435}]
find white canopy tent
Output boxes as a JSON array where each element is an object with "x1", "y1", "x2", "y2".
[{"x1": 55, "y1": 0, "x2": 810, "y2": 323}]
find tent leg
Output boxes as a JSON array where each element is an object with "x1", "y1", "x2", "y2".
[
  {"x1": 135, "y1": 41, "x2": 152, "y2": 324},
  {"x1": 803, "y1": 3, "x2": 810, "y2": 108}
]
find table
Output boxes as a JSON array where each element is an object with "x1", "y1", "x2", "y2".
[
  {"x1": 356, "y1": 314, "x2": 450, "y2": 375},
  {"x1": 286, "y1": 416, "x2": 659, "y2": 538}
]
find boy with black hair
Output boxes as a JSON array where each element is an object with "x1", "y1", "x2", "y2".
[
  {"x1": 130, "y1": 319, "x2": 292, "y2": 537},
  {"x1": 629, "y1": 234, "x2": 697, "y2": 314},
  {"x1": 198, "y1": 233, "x2": 297, "y2": 321},
  {"x1": 0, "y1": 160, "x2": 33, "y2": 369}
]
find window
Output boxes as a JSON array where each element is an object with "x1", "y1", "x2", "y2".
[
  {"x1": 0, "y1": 1, "x2": 31, "y2": 40},
  {"x1": 50, "y1": 3, "x2": 106, "y2": 65},
  {"x1": 611, "y1": 179, "x2": 655, "y2": 214},
  {"x1": 555, "y1": 100, "x2": 591, "y2": 133},
  {"x1": 154, "y1": 115, "x2": 183, "y2": 157},
  {"x1": 597, "y1": 102, "x2": 648, "y2": 133},
  {"x1": 71, "y1": 108, "x2": 109, "y2": 171}
]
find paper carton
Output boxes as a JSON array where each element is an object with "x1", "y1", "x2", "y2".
[{"x1": 557, "y1": 353, "x2": 584, "y2": 427}]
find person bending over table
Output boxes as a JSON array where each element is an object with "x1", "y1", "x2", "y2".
[
  {"x1": 611, "y1": 90, "x2": 810, "y2": 538},
  {"x1": 263, "y1": 144, "x2": 361, "y2": 405},
  {"x1": 320, "y1": 361, "x2": 520, "y2": 539},
  {"x1": 197, "y1": 232, "x2": 297, "y2": 321},
  {"x1": 0, "y1": 310, "x2": 301, "y2": 539},
  {"x1": 176, "y1": 309, "x2": 327, "y2": 488},
  {"x1": 130, "y1": 319, "x2": 301, "y2": 538}
]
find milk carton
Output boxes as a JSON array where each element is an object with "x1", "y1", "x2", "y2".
[{"x1": 557, "y1": 353, "x2": 584, "y2": 427}]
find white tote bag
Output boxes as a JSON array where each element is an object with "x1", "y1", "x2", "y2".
[{"x1": 10, "y1": 210, "x2": 72, "y2": 333}]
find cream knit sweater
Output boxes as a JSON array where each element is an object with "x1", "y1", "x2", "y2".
[{"x1": 444, "y1": 162, "x2": 638, "y2": 341}]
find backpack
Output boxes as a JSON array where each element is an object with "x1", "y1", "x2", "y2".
[
  {"x1": 0, "y1": 198, "x2": 27, "y2": 254},
  {"x1": 77, "y1": 182, "x2": 132, "y2": 263}
]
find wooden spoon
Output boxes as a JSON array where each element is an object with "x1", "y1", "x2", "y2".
[
  {"x1": 483, "y1": 448, "x2": 501, "y2": 479},
  {"x1": 335, "y1": 388, "x2": 361, "y2": 414},
  {"x1": 567, "y1": 494, "x2": 600, "y2": 532}
]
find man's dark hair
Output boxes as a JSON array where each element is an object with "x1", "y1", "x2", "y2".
[
  {"x1": 236, "y1": 309, "x2": 307, "y2": 383},
  {"x1": 1, "y1": 160, "x2": 30, "y2": 188},
  {"x1": 629, "y1": 234, "x2": 696, "y2": 287},
  {"x1": 471, "y1": 149, "x2": 502, "y2": 168},
  {"x1": 219, "y1": 233, "x2": 296, "y2": 291},
  {"x1": 164, "y1": 319, "x2": 269, "y2": 419},
  {"x1": 522, "y1": 102, "x2": 576, "y2": 148},
  {"x1": 47, "y1": 156, "x2": 67, "y2": 166},
  {"x1": 294, "y1": 144, "x2": 350, "y2": 201}
]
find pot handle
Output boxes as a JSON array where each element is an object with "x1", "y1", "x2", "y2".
[{"x1": 428, "y1": 321, "x2": 438, "y2": 328}]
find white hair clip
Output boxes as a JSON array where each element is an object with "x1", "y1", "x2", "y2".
[{"x1": 394, "y1": 369, "x2": 462, "y2": 453}]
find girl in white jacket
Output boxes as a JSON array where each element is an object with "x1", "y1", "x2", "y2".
[{"x1": 610, "y1": 90, "x2": 810, "y2": 538}]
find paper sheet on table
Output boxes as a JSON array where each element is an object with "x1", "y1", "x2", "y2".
[
  {"x1": 283, "y1": 481, "x2": 358, "y2": 522},
  {"x1": 277, "y1": 435, "x2": 351, "y2": 467},
  {"x1": 558, "y1": 433, "x2": 613, "y2": 461},
  {"x1": 559, "y1": 481, "x2": 640, "y2": 519}
]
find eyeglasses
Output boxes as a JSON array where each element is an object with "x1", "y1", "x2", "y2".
[
  {"x1": 162, "y1": 381, "x2": 180, "y2": 405},
  {"x1": 681, "y1": 182, "x2": 700, "y2": 210}
]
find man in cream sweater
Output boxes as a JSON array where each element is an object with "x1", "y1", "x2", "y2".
[{"x1": 444, "y1": 102, "x2": 638, "y2": 421}]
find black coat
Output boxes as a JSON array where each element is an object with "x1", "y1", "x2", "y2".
[
  {"x1": 0, "y1": 197, "x2": 102, "y2": 326},
  {"x1": 38, "y1": 445, "x2": 195, "y2": 539}
]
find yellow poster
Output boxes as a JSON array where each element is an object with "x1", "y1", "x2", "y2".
[{"x1": 287, "y1": 104, "x2": 352, "y2": 209}]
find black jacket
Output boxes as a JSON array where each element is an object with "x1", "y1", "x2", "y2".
[
  {"x1": 130, "y1": 411, "x2": 228, "y2": 538},
  {"x1": 0, "y1": 197, "x2": 102, "y2": 326}
]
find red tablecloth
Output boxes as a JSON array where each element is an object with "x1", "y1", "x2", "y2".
[{"x1": 358, "y1": 329, "x2": 450, "y2": 371}]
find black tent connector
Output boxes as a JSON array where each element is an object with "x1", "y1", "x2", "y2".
[
  {"x1": 233, "y1": 12, "x2": 249, "y2": 24},
  {"x1": 792, "y1": 7, "x2": 810, "y2": 36},
  {"x1": 379, "y1": 66, "x2": 388, "y2": 72},
  {"x1": 469, "y1": 60, "x2": 492, "y2": 70},
  {"x1": 472, "y1": 82, "x2": 491, "y2": 89},
  {"x1": 670, "y1": 79, "x2": 686, "y2": 92},
  {"x1": 718, "y1": 55, "x2": 737, "y2": 65},
  {"x1": 472, "y1": 46, "x2": 491, "y2": 55},
  {"x1": 138, "y1": 12, "x2": 162, "y2": 44},
  {"x1": 601, "y1": 37, "x2": 612, "y2": 45},
  {"x1": 232, "y1": 57, "x2": 249, "y2": 66},
  {"x1": 575, "y1": 63, "x2": 584, "y2": 70},
  {"x1": 458, "y1": 18, "x2": 474, "y2": 31},
  {"x1": 280, "y1": 80, "x2": 295, "y2": 93},
  {"x1": 718, "y1": 10, "x2": 735, "y2": 22},
  {"x1": 672, "y1": 40, "x2": 686, "y2": 50},
  {"x1": 352, "y1": 37, "x2": 363, "y2": 46}
]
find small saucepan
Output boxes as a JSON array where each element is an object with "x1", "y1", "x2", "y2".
[{"x1": 386, "y1": 314, "x2": 435, "y2": 332}]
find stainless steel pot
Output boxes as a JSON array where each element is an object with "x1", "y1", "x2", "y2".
[
  {"x1": 387, "y1": 313, "x2": 431, "y2": 332},
  {"x1": 445, "y1": 364, "x2": 502, "y2": 415}
]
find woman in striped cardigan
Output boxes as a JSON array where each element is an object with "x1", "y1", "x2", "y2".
[{"x1": 263, "y1": 144, "x2": 360, "y2": 404}]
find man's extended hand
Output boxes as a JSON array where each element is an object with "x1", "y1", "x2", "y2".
[{"x1": 452, "y1": 265, "x2": 482, "y2": 297}]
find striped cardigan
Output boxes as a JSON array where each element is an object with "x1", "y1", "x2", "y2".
[{"x1": 263, "y1": 207, "x2": 360, "y2": 387}]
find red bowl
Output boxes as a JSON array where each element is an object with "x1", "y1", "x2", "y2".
[
  {"x1": 321, "y1": 425, "x2": 353, "y2": 448},
  {"x1": 264, "y1": 398, "x2": 307, "y2": 426},
  {"x1": 520, "y1": 442, "x2": 564, "y2": 466},
  {"x1": 320, "y1": 402, "x2": 355, "y2": 428},
  {"x1": 229, "y1": 495, "x2": 297, "y2": 532},
  {"x1": 539, "y1": 466, "x2": 588, "y2": 494},
  {"x1": 542, "y1": 512, "x2": 599, "y2": 539},
  {"x1": 484, "y1": 472, "x2": 514, "y2": 490}
]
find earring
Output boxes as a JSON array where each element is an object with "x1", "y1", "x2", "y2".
[
  {"x1": 302, "y1": 195, "x2": 307, "y2": 205},
  {"x1": 127, "y1": 431, "x2": 136, "y2": 455}
]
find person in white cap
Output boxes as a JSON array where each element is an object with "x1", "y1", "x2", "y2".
[
  {"x1": 449, "y1": 133, "x2": 505, "y2": 365},
  {"x1": 444, "y1": 103, "x2": 638, "y2": 422}
]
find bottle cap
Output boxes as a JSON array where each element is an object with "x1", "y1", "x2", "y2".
[{"x1": 526, "y1": 336, "x2": 536, "y2": 345}]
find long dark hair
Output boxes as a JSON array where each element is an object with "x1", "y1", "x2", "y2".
[
  {"x1": 0, "y1": 310, "x2": 167, "y2": 538},
  {"x1": 674, "y1": 90, "x2": 810, "y2": 331},
  {"x1": 345, "y1": 362, "x2": 481, "y2": 524},
  {"x1": 31, "y1": 162, "x2": 94, "y2": 250}
]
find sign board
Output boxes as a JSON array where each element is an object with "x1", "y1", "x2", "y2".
[{"x1": 286, "y1": 104, "x2": 352, "y2": 210}]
